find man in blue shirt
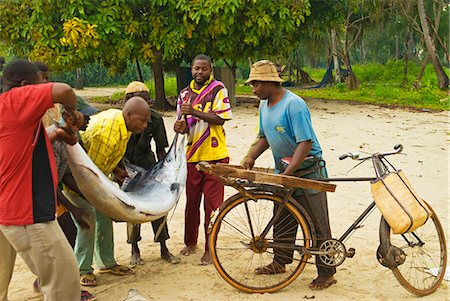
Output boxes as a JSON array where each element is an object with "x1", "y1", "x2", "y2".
[{"x1": 242, "y1": 60, "x2": 336, "y2": 290}]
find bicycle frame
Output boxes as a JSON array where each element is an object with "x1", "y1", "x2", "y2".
[{"x1": 224, "y1": 150, "x2": 399, "y2": 258}]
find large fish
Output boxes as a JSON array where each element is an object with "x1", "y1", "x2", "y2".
[{"x1": 66, "y1": 134, "x2": 186, "y2": 224}]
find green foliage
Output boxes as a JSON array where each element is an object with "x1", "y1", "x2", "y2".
[
  {"x1": 145, "y1": 76, "x2": 178, "y2": 99},
  {"x1": 50, "y1": 62, "x2": 152, "y2": 87},
  {"x1": 91, "y1": 91, "x2": 125, "y2": 103},
  {"x1": 236, "y1": 82, "x2": 252, "y2": 95}
]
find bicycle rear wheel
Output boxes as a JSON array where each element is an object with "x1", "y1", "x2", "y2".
[
  {"x1": 382, "y1": 204, "x2": 447, "y2": 296},
  {"x1": 209, "y1": 191, "x2": 313, "y2": 293}
]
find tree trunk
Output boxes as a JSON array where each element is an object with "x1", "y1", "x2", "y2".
[
  {"x1": 151, "y1": 50, "x2": 168, "y2": 109},
  {"x1": 331, "y1": 28, "x2": 341, "y2": 83},
  {"x1": 395, "y1": 35, "x2": 399, "y2": 60},
  {"x1": 402, "y1": 28, "x2": 410, "y2": 87},
  {"x1": 341, "y1": 25, "x2": 358, "y2": 89},
  {"x1": 135, "y1": 58, "x2": 144, "y2": 82},
  {"x1": 298, "y1": 69, "x2": 315, "y2": 84},
  {"x1": 414, "y1": 55, "x2": 430, "y2": 88},
  {"x1": 417, "y1": 0, "x2": 448, "y2": 90}
]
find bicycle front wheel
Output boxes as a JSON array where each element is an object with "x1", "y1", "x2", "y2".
[
  {"x1": 383, "y1": 204, "x2": 447, "y2": 296},
  {"x1": 209, "y1": 191, "x2": 313, "y2": 293}
]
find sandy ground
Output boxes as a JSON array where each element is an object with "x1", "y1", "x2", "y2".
[{"x1": 6, "y1": 91, "x2": 449, "y2": 301}]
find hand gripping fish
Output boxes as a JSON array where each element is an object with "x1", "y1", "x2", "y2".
[{"x1": 66, "y1": 134, "x2": 187, "y2": 224}]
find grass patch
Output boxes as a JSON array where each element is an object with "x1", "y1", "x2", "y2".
[
  {"x1": 293, "y1": 84, "x2": 449, "y2": 111},
  {"x1": 238, "y1": 61, "x2": 449, "y2": 111}
]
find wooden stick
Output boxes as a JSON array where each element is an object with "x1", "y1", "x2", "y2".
[{"x1": 197, "y1": 162, "x2": 336, "y2": 193}]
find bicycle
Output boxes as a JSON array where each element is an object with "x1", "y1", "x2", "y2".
[{"x1": 202, "y1": 145, "x2": 447, "y2": 296}]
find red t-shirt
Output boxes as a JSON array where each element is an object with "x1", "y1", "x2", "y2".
[{"x1": 0, "y1": 83, "x2": 59, "y2": 225}]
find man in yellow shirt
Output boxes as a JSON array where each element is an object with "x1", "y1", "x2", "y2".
[
  {"x1": 174, "y1": 54, "x2": 232, "y2": 265},
  {"x1": 64, "y1": 97, "x2": 149, "y2": 287}
]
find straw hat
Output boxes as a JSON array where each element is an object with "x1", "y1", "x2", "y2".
[
  {"x1": 246, "y1": 60, "x2": 283, "y2": 83},
  {"x1": 125, "y1": 81, "x2": 149, "y2": 94}
]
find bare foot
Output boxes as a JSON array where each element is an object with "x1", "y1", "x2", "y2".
[
  {"x1": 130, "y1": 243, "x2": 143, "y2": 266},
  {"x1": 200, "y1": 250, "x2": 212, "y2": 265},
  {"x1": 161, "y1": 251, "x2": 181, "y2": 264},
  {"x1": 180, "y1": 245, "x2": 197, "y2": 256},
  {"x1": 130, "y1": 252, "x2": 143, "y2": 266},
  {"x1": 309, "y1": 275, "x2": 337, "y2": 290}
]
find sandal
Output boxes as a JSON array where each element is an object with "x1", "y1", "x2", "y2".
[
  {"x1": 309, "y1": 276, "x2": 337, "y2": 290},
  {"x1": 80, "y1": 273, "x2": 97, "y2": 286},
  {"x1": 98, "y1": 264, "x2": 134, "y2": 276},
  {"x1": 81, "y1": 290, "x2": 97, "y2": 301},
  {"x1": 254, "y1": 262, "x2": 286, "y2": 275}
]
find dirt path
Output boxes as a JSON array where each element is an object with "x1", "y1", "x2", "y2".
[{"x1": 7, "y1": 88, "x2": 449, "y2": 301}]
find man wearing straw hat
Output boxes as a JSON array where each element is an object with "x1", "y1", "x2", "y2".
[{"x1": 242, "y1": 60, "x2": 336, "y2": 290}]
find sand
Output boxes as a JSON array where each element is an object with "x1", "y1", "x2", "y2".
[{"x1": 6, "y1": 95, "x2": 449, "y2": 301}]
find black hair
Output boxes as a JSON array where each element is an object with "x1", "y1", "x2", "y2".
[
  {"x1": 192, "y1": 54, "x2": 212, "y2": 67},
  {"x1": 2, "y1": 59, "x2": 40, "y2": 91},
  {"x1": 34, "y1": 61, "x2": 49, "y2": 72}
]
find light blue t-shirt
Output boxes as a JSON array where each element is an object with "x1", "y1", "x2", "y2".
[{"x1": 259, "y1": 90, "x2": 324, "y2": 176}]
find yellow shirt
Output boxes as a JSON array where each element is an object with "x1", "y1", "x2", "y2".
[
  {"x1": 80, "y1": 109, "x2": 131, "y2": 175},
  {"x1": 178, "y1": 76, "x2": 232, "y2": 162}
]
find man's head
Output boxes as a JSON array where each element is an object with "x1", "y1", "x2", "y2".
[
  {"x1": 246, "y1": 60, "x2": 283, "y2": 100},
  {"x1": 191, "y1": 54, "x2": 212, "y2": 86},
  {"x1": 123, "y1": 96, "x2": 150, "y2": 134},
  {"x1": 125, "y1": 81, "x2": 151, "y2": 105},
  {"x1": 76, "y1": 96, "x2": 99, "y2": 130},
  {"x1": 2, "y1": 59, "x2": 42, "y2": 92},
  {"x1": 34, "y1": 61, "x2": 50, "y2": 83}
]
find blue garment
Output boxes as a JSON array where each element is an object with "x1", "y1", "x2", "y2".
[{"x1": 259, "y1": 90, "x2": 327, "y2": 192}]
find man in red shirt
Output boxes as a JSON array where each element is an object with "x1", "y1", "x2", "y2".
[{"x1": 0, "y1": 59, "x2": 83, "y2": 301}]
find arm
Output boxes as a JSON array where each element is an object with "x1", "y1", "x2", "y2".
[
  {"x1": 242, "y1": 137, "x2": 270, "y2": 170},
  {"x1": 156, "y1": 150, "x2": 166, "y2": 161},
  {"x1": 153, "y1": 115, "x2": 169, "y2": 161},
  {"x1": 62, "y1": 173, "x2": 86, "y2": 199},
  {"x1": 51, "y1": 83, "x2": 77, "y2": 110},
  {"x1": 56, "y1": 188, "x2": 91, "y2": 229},
  {"x1": 180, "y1": 103, "x2": 225, "y2": 125},
  {"x1": 282, "y1": 140, "x2": 312, "y2": 176},
  {"x1": 47, "y1": 111, "x2": 84, "y2": 145}
]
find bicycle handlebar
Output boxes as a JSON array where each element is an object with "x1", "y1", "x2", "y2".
[
  {"x1": 339, "y1": 152, "x2": 360, "y2": 160},
  {"x1": 339, "y1": 144, "x2": 403, "y2": 161}
]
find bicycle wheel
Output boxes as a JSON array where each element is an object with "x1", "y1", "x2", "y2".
[
  {"x1": 209, "y1": 191, "x2": 313, "y2": 293},
  {"x1": 382, "y1": 204, "x2": 447, "y2": 296}
]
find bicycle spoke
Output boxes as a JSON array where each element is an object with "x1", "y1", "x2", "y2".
[{"x1": 210, "y1": 193, "x2": 311, "y2": 293}]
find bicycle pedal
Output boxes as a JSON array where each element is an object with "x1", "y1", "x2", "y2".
[{"x1": 346, "y1": 248, "x2": 356, "y2": 258}]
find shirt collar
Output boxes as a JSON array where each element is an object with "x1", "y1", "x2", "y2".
[{"x1": 190, "y1": 75, "x2": 213, "y2": 94}]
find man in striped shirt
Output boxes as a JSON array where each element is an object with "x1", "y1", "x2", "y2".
[{"x1": 174, "y1": 54, "x2": 232, "y2": 265}]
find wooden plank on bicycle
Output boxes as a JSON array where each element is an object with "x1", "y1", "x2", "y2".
[{"x1": 197, "y1": 162, "x2": 336, "y2": 192}]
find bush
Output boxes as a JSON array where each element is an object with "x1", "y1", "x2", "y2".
[{"x1": 50, "y1": 62, "x2": 152, "y2": 87}]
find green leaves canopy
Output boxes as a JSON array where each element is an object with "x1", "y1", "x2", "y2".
[{"x1": 0, "y1": 0, "x2": 311, "y2": 71}]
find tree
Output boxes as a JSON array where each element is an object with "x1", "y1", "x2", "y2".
[
  {"x1": 390, "y1": 0, "x2": 449, "y2": 90},
  {"x1": 0, "y1": 0, "x2": 314, "y2": 105},
  {"x1": 180, "y1": 0, "x2": 311, "y2": 84},
  {"x1": 0, "y1": 0, "x2": 191, "y2": 107},
  {"x1": 417, "y1": 0, "x2": 448, "y2": 89}
]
